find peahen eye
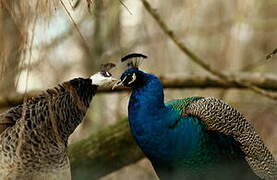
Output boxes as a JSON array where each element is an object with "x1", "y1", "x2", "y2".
[{"x1": 101, "y1": 71, "x2": 112, "y2": 77}]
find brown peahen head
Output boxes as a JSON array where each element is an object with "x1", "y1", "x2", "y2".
[
  {"x1": 65, "y1": 63, "x2": 117, "y2": 109},
  {"x1": 45, "y1": 62, "x2": 117, "y2": 141}
]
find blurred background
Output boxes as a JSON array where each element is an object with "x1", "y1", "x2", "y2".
[{"x1": 0, "y1": 0, "x2": 276, "y2": 179}]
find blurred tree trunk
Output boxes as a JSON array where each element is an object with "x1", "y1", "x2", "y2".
[
  {"x1": 0, "y1": 1, "x2": 24, "y2": 96},
  {"x1": 84, "y1": 0, "x2": 104, "y2": 72},
  {"x1": 77, "y1": 1, "x2": 122, "y2": 137},
  {"x1": 82, "y1": 0, "x2": 122, "y2": 74}
]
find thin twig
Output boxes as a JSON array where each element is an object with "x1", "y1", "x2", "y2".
[
  {"x1": 72, "y1": 0, "x2": 81, "y2": 9},
  {"x1": 266, "y1": 48, "x2": 277, "y2": 60},
  {"x1": 67, "y1": 0, "x2": 75, "y2": 9},
  {"x1": 141, "y1": 0, "x2": 277, "y2": 101},
  {"x1": 59, "y1": 0, "x2": 91, "y2": 54},
  {"x1": 119, "y1": 0, "x2": 133, "y2": 15}
]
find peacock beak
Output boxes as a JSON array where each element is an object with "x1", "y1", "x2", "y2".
[{"x1": 112, "y1": 76, "x2": 127, "y2": 90}]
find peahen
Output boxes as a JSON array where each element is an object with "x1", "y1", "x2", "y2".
[
  {"x1": 0, "y1": 63, "x2": 116, "y2": 180},
  {"x1": 114, "y1": 53, "x2": 277, "y2": 180}
]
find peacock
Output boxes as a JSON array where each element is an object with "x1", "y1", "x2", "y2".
[
  {"x1": 0, "y1": 63, "x2": 117, "y2": 180},
  {"x1": 114, "y1": 53, "x2": 277, "y2": 180}
]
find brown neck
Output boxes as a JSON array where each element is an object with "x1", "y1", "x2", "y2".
[{"x1": 17, "y1": 78, "x2": 95, "y2": 146}]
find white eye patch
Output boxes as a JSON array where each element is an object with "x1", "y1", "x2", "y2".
[
  {"x1": 90, "y1": 72, "x2": 117, "y2": 86},
  {"x1": 128, "y1": 73, "x2": 136, "y2": 84}
]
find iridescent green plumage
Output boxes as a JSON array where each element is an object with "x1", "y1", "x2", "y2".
[
  {"x1": 119, "y1": 67, "x2": 277, "y2": 180},
  {"x1": 165, "y1": 97, "x2": 204, "y2": 113},
  {"x1": 160, "y1": 97, "x2": 264, "y2": 180}
]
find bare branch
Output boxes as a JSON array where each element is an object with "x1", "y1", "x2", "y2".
[
  {"x1": 266, "y1": 48, "x2": 277, "y2": 60},
  {"x1": 59, "y1": 0, "x2": 91, "y2": 55},
  {"x1": 140, "y1": 0, "x2": 277, "y2": 100},
  {"x1": 1, "y1": 73, "x2": 277, "y2": 109},
  {"x1": 119, "y1": 0, "x2": 133, "y2": 15}
]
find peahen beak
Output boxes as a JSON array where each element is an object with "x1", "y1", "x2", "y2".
[
  {"x1": 91, "y1": 62, "x2": 118, "y2": 87},
  {"x1": 90, "y1": 73, "x2": 118, "y2": 87}
]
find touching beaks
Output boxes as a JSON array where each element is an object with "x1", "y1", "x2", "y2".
[
  {"x1": 112, "y1": 73, "x2": 137, "y2": 90},
  {"x1": 112, "y1": 76, "x2": 127, "y2": 90},
  {"x1": 109, "y1": 77, "x2": 118, "y2": 83},
  {"x1": 90, "y1": 72, "x2": 118, "y2": 87}
]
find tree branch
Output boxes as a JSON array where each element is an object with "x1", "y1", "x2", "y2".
[
  {"x1": 1, "y1": 73, "x2": 277, "y2": 109},
  {"x1": 141, "y1": 0, "x2": 277, "y2": 100},
  {"x1": 68, "y1": 118, "x2": 144, "y2": 179}
]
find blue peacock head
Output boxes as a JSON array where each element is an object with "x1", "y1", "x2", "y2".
[{"x1": 114, "y1": 53, "x2": 148, "y2": 88}]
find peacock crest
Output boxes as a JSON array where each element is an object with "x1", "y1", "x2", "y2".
[{"x1": 121, "y1": 53, "x2": 147, "y2": 69}]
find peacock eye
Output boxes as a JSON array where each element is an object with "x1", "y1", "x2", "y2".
[{"x1": 127, "y1": 73, "x2": 136, "y2": 84}]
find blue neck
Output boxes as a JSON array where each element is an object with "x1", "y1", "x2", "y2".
[
  {"x1": 128, "y1": 72, "x2": 171, "y2": 129},
  {"x1": 128, "y1": 72, "x2": 179, "y2": 160},
  {"x1": 129, "y1": 72, "x2": 165, "y2": 111}
]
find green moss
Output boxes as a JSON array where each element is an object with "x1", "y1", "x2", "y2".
[{"x1": 68, "y1": 118, "x2": 144, "y2": 180}]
